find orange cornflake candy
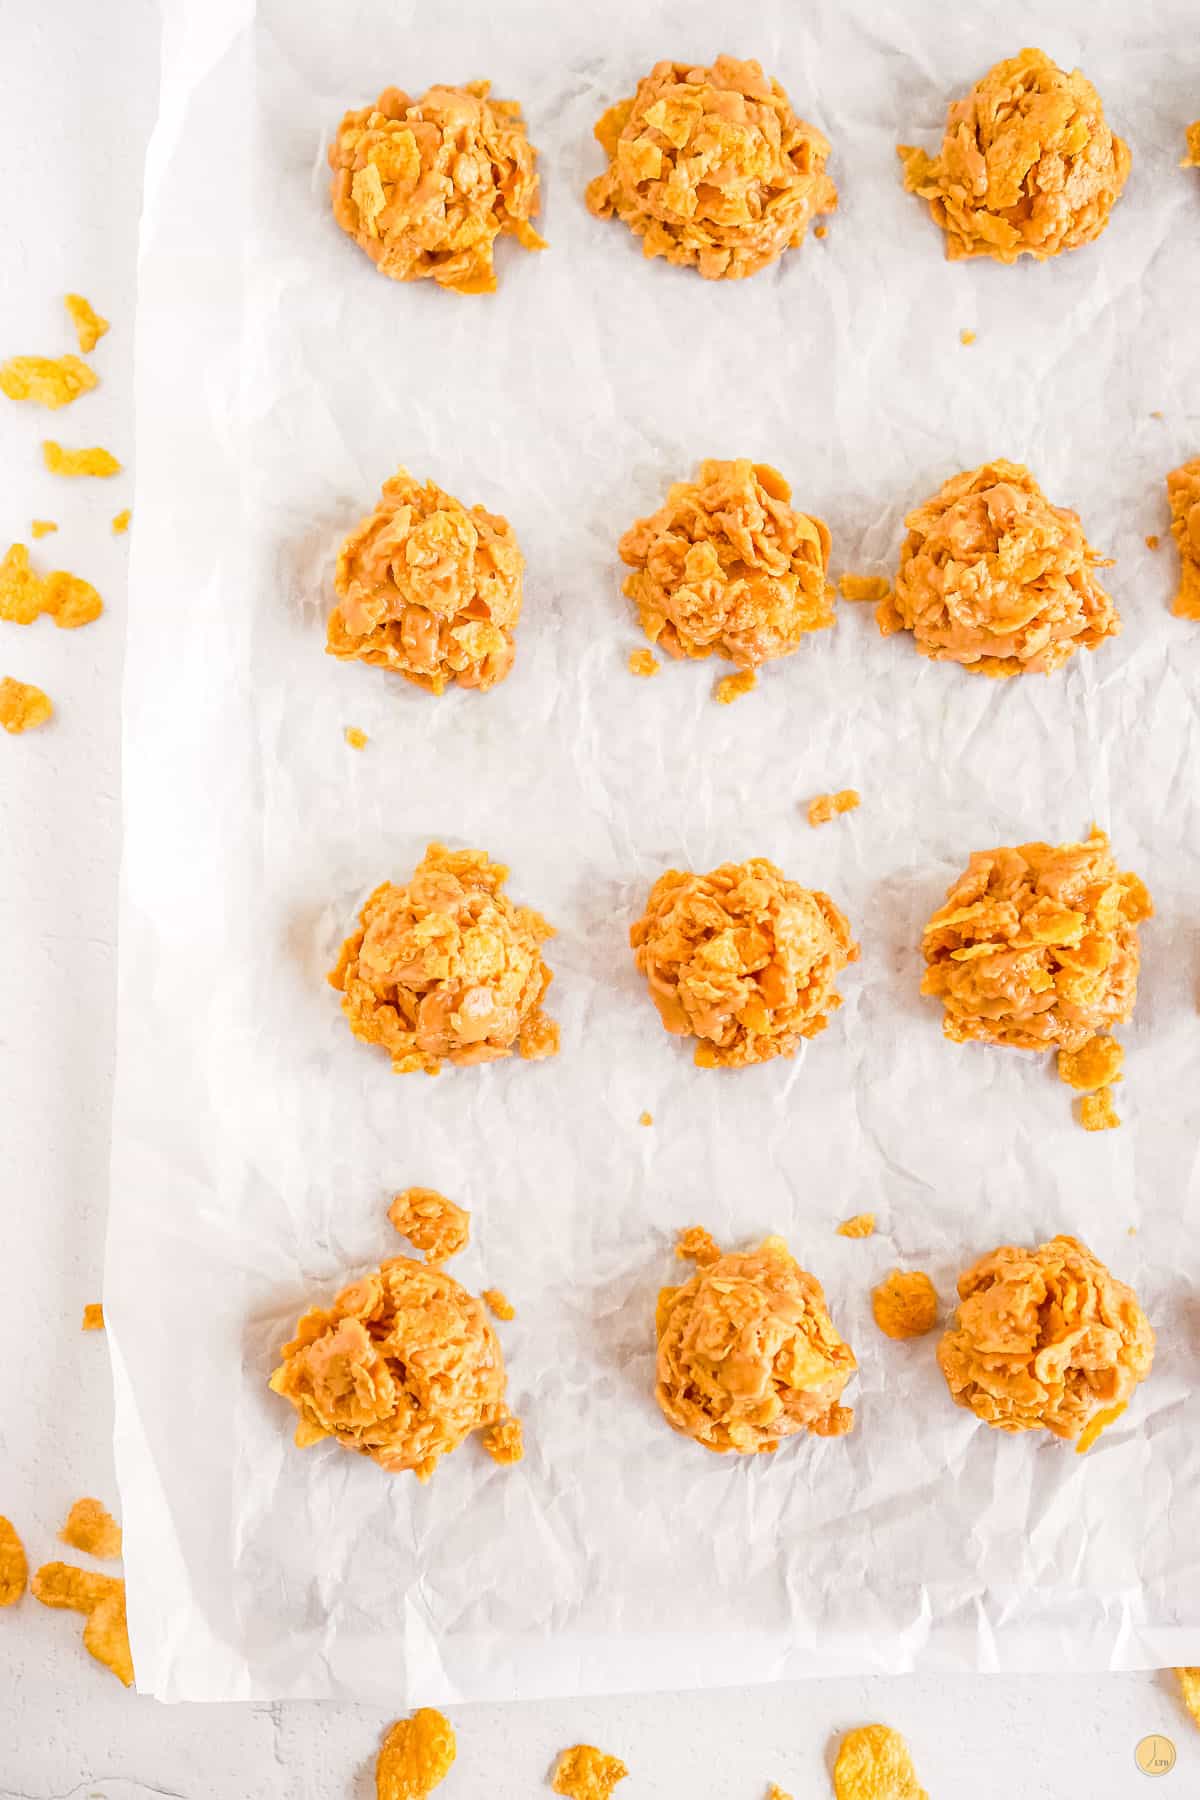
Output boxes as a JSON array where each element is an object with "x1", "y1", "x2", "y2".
[
  {"x1": 329, "y1": 82, "x2": 544, "y2": 296},
  {"x1": 1176, "y1": 1667, "x2": 1200, "y2": 1728},
  {"x1": 627, "y1": 647, "x2": 660, "y2": 677},
  {"x1": 345, "y1": 726, "x2": 368, "y2": 749},
  {"x1": 81, "y1": 1302, "x2": 104, "y2": 1330},
  {"x1": 481, "y1": 1287, "x2": 515, "y2": 1321},
  {"x1": 269, "y1": 1254, "x2": 506, "y2": 1480},
  {"x1": 921, "y1": 829, "x2": 1152, "y2": 1054},
  {"x1": 675, "y1": 1224, "x2": 721, "y2": 1266},
  {"x1": 586, "y1": 55, "x2": 836, "y2": 281},
  {"x1": 833, "y1": 1724, "x2": 928, "y2": 1800},
  {"x1": 0, "y1": 354, "x2": 97, "y2": 407},
  {"x1": 388, "y1": 1187, "x2": 470, "y2": 1264},
  {"x1": 807, "y1": 789, "x2": 860, "y2": 828},
  {"x1": 880, "y1": 460, "x2": 1118, "y2": 677},
  {"x1": 0, "y1": 676, "x2": 52, "y2": 734},
  {"x1": 375, "y1": 1708, "x2": 457, "y2": 1800},
  {"x1": 30, "y1": 1562, "x2": 133, "y2": 1686},
  {"x1": 1167, "y1": 456, "x2": 1200, "y2": 621},
  {"x1": 0, "y1": 543, "x2": 103, "y2": 630},
  {"x1": 1182, "y1": 122, "x2": 1200, "y2": 169},
  {"x1": 1058, "y1": 1035, "x2": 1123, "y2": 1092},
  {"x1": 838, "y1": 573, "x2": 890, "y2": 603},
  {"x1": 482, "y1": 1413, "x2": 523, "y2": 1465},
  {"x1": 0, "y1": 1516, "x2": 27, "y2": 1606},
  {"x1": 111, "y1": 509, "x2": 131, "y2": 535},
  {"x1": 872, "y1": 1270, "x2": 938, "y2": 1341},
  {"x1": 327, "y1": 469, "x2": 523, "y2": 695},
  {"x1": 551, "y1": 1744, "x2": 629, "y2": 1800},
  {"x1": 1079, "y1": 1086, "x2": 1121, "y2": 1132},
  {"x1": 31, "y1": 519, "x2": 57, "y2": 538},
  {"x1": 837, "y1": 1213, "x2": 875, "y2": 1239},
  {"x1": 656, "y1": 1234, "x2": 856, "y2": 1453},
  {"x1": 619, "y1": 460, "x2": 833, "y2": 676},
  {"x1": 60, "y1": 1498, "x2": 122, "y2": 1561},
  {"x1": 938, "y1": 1234, "x2": 1154, "y2": 1439},
  {"x1": 65, "y1": 293, "x2": 109, "y2": 353},
  {"x1": 631, "y1": 856, "x2": 858, "y2": 1069},
  {"x1": 42, "y1": 440, "x2": 121, "y2": 478},
  {"x1": 715, "y1": 669, "x2": 757, "y2": 704},
  {"x1": 330, "y1": 844, "x2": 557, "y2": 1075},
  {"x1": 898, "y1": 49, "x2": 1130, "y2": 264}
]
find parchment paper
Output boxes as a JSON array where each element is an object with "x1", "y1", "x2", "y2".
[{"x1": 109, "y1": 0, "x2": 1200, "y2": 1702}]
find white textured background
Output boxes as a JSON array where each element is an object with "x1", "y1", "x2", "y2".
[{"x1": 1, "y1": 1, "x2": 1197, "y2": 1794}]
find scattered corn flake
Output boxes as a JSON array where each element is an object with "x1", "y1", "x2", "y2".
[
  {"x1": 1145, "y1": 534, "x2": 1160, "y2": 551},
  {"x1": 1183, "y1": 122, "x2": 1200, "y2": 169},
  {"x1": 65, "y1": 294, "x2": 109, "y2": 354},
  {"x1": 1075, "y1": 1401, "x2": 1127, "y2": 1455},
  {"x1": 44, "y1": 568, "x2": 103, "y2": 629},
  {"x1": 375, "y1": 1708, "x2": 457, "y2": 1800},
  {"x1": 959, "y1": 328, "x2": 976, "y2": 345},
  {"x1": 1151, "y1": 411, "x2": 1164, "y2": 420},
  {"x1": 344, "y1": 726, "x2": 368, "y2": 749},
  {"x1": 551, "y1": 1744, "x2": 629, "y2": 1800},
  {"x1": 481, "y1": 1287, "x2": 515, "y2": 1321},
  {"x1": 0, "y1": 543, "x2": 103, "y2": 630},
  {"x1": 814, "y1": 224, "x2": 828, "y2": 239},
  {"x1": 0, "y1": 1516, "x2": 28, "y2": 1606},
  {"x1": 30, "y1": 1560, "x2": 122, "y2": 1615},
  {"x1": 838, "y1": 573, "x2": 891, "y2": 603},
  {"x1": 60, "y1": 1498, "x2": 122, "y2": 1561},
  {"x1": 627, "y1": 647, "x2": 660, "y2": 677},
  {"x1": 482, "y1": 1414, "x2": 524, "y2": 1465},
  {"x1": 808, "y1": 789, "x2": 860, "y2": 828},
  {"x1": 837, "y1": 1214, "x2": 875, "y2": 1239},
  {"x1": 1167, "y1": 456, "x2": 1200, "y2": 620},
  {"x1": 42, "y1": 440, "x2": 122, "y2": 478},
  {"x1": 0, "y1": 676, "x2": 53, "y2": 734},
  {"x1": 1058, "y1": 1036, "x2": 1124, "y2": 1092},
  {"x1": 1079, "y1": 1087, "x2": 1121, "y2": 1131},
  {"x1": 0, "y1": 354, "x2": 97, "y2": 408},
  {"x1": 31, "y1": 519, "x2": 57, "y2": 538},
  {"x1": 1176, "y1": 1667, "x2": 1200, "y2": 1728},
  {"x1": 833, "y1": 1724, "x2": 928, "y2": 1800},
  {"x1": 715, "y1": 668, "x2": 758, "y2": 704},
  {"x1": 638, "y1": 1110, "x2": 653, "y2": 1126},
  {"x1": 81, "y1": 1302, "x2": 105, "y2": 1330},
  {"x1": 112, "y1": 509, "x2": 131, "y2": 535},
  {"x1": 767, "y1": 1787, "x2": 793, "y2": 1800},
  {"x1": 675, "y1": 1225, "x2": 722, "y2": 1265},
  {"x1": 388, "y1": 1187, "x2": 470, "y2": 1264},
  {"x1": 82, "y1": 1587, "x2": 133, "y2": 1687},
  {"x1": 872, "y1": 1269, "x2": 938, "y2": 1340}
]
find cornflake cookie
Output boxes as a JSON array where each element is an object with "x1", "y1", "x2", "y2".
[
  {"x1": 42, "y1": 441, "x2": 121, "y2": 478},
  {"x1": 1167, "y1": 456, "x2": 1200, "y2": 620},
  {"x1": 834, "y1": 1725, "x2": 928, "y2": 1800},
  {"x1": 269, "y1": 1254, "x2": 506, "y2": 1479},
  {"x1": 872, "y1": 1270, "x2": 938, "y2": 1341},
  {"x1": 631, "y1": 857, "x2": 857, "y2": 1069},
  {"x1": 0, "y1": 354, "x2": 97, "y2": 407},
  {"x1": 0, "y1": 543, "x2": 103, "y2": 630},
  {"x1": 586, "y1": 56, "x2": 835, "y2": 280},
  {"x1": 0, "y1": 677, "x2": 52, "y2": 734},
  {"x1": 329, "y1": 83, "x2": 544, "y2": 295},
  {"x1": 921, "y1": 829, "x2": 1151, "y2": 1054},
  {"x1": 388, "y1": 1187, "x2": 470, "y2": 1264},
  {"x1": 376, "y1": 1707, "x2": 456, "y2": 1800},
  {"x1": 551, "y1": 1744, "x2": 629, "y2": 1800},
  {"x1": 60, "y1": 1498, "x2": 122, "y2": 1561},
  {"x1": 65, "y1": 293, "x2": 109, "y2": 353},
  {"x1": 0, "y1": 1516, "x2": 27, "y2": 1606},
  {"x1": 938, "y1": 1234, "x2": 1154, "y2": 1440},
  {"x1": 329, "y1": 843, "x2": 557, "y2": 1074},
  {"x1": 656, "y1": 1231, "x2": 856, "y2": 1452},
  {"x1": 879, "y1": 460, "x2": 1119, "y2": 676},
  {"x1": 619, "y1": 460, "x2": 832, "y2": 678},
  {"x1": 327, "y1": 470, "x2": 522, "y2": 695},
  {"x1": 898, "y1": 49, "x2": 1130, "y2": 263}
]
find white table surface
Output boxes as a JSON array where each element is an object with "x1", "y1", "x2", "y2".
[{"x1": 0, "y1": 4, "x2": 1195, "y2": 1794}]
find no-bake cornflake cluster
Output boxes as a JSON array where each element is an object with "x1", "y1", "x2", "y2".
[
  {"x1": 587, "y1": 56, "x2": 835, "y2": 280},
  {"x1": 329, "y1": 83, "x2": 544, "y2": 294}
]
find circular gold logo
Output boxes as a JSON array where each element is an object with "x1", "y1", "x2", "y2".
[{"x1": 1135, "y1": 1733, "x2": 1177, "y2": 1776}]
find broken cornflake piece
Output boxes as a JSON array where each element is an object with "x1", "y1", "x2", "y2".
[
  {"x1": 0, "y1": 1516, "x2": 28, "y2": 1606},
  {"x1": 638, "y1": 1110, "x2": 653, "y2": 1126},
  {"x1": 814, "y1": 224, "x2": 828, "y2": 239},
  {"x1": 838, "y1": 573, "x2": 890, "y2": 603},
  {"x1": 83, "y1": 1588, "x2": 134, "y2": 1686},
  {"x1": 959, "y1": 328, "x2": 976, "y2": 345},
  {"x1": 627, "y1": 647, "x2": 659, "y2": 677},
  {"x1": 551, "y1": 1744, "x2": 629, "y2": 1800},
  {"x1": 111, "y1": 509, "x2": 131, "y2": 535},
  {"x1": 31, "y1": 519, "x2": 57, "y2": 538},
  {"x1": 837, "y1": 1213, "x2": 875, "y2": 1239},
  {"x1": 42, "y1": 440, "x2": 122, "y2": 478},
  {"x1": 481, "y1": 1287, "x2": 515, "y2": 1321},
  {"x1": 1167, "y1": 456, "x2": 1200, "y2": 620},
  {"x1": 65, "y1": 294, "x2": 109, "y2": 353},
  {"x1": 387, "y1": 1187, "x2": 470, "y2": 1264},
  {"x1": 767, "y1": 1787, "x2": 794, "y2": 1800},
  {"x1": 1074, "y1": 1401, "x2": 1127, "y2": 1454},
  {"x1": 715, "y1": 668, "x2": 756, "y2": 704},
  {"x1": 1176, "y1": 1667, "x2": 1200, "y2": 1728},
  {"x1": 1145, "y1": 534, "x2": 1160, "y2": 551},
  {"x1": 30, "y1": 1560, "x2": 120, "y2": 1614},
  {"x1": 0, "y1": 676, "x2": 52, "y2": 733},
  {"x1": 376, "y1": 1708, "x2": 456, "y2": 1800},
  {"x1": 872, "y1": 1269, "x2": 938, "y2": 1339},
  {"x1": 81, "y1": 1302, "x2": 105, "y2": 1330},
  {"x1": 60, "y1": 1498, "x2": 122, "y2": 1561},
  {"x1": 675, "y1": 1225, "x2": 721, "y2": 1265},
  {"x1": 1183, "y1": 122, "x2": 1200, "y2": 169},
  {"x1": 807, "y1": 788, "x2": 860, "y2": 827},
  {"x1": 0, "y1": 354, "x2": 97, "y2": 407},
  {"x1": 344, "y1": 726, "x2": 368, "y2": 749},
  {"x1": 1079, "y1": 1087, "x2": 1121, "y2": 1131},
  {"x1": 1057, "y1": 1036, "x2": 1123, "y2": 1092},
  {"x1": 483, "y1": 1414, "x2": 523, "y2": 1465},
  {"x1": 833, "y1": 1724, "x2": 928, "y2": 1800}
]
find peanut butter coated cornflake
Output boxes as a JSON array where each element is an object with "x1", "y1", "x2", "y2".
[
  {"x1": 808, "y1": 789, "x2": 859, "y2": 828},
  {"x1": 938, "y1": 1234, "x2": 1154, "y2": 1440},
  {"x1": 837, "y1": 1214, "x2": 875, "y2": 1239},
  {"x1": 838, "y1": 573, "x2": 890, "y2": 603},
  {"x1": 587, "y1": 56, "x2": 836, "y2": 280},
  {"x1": 269, "y1": 1254, "x2": 506, "y2": 1480},
  {"x1": 551, "y1": 1744, "x2": 629, "y2": 1800},
  {"x1": 715, "y1": 669, "x2": 756, "y2": 704},
  {"x1": 0, "y1": 543, "x2": 103, "y2": 630},
  {"x1": 631, "y1": 857, "x2": 857, "y2": 1069},
  {"x1": 619, "y1": 461, "x2": 833, "y2": 677},
  {"x1": 60, "y1": 1498, "x2": 122, "y2": 1561},
  {"x1": 329, "y1": 843, "x2": 557, "y2": 1075},
  {"x1": 330, "y1": 82, "x2": 544, "y2": 295},
  {"x1": 1079, "y1": 1087, "x2": 1120, "y2": 1132},
  {"x1": 1058, "y1": 1035, "x2": 1123, "y2": 1093},
  {"x1": 0, "y1": 355, "x2": 97, "y2": 408},
  {"x1": 0, "y1": 677, "x2": 52, "y2": 733},
  {"x1": 327, "y1": 470, "x2": 523, "y2": 695},
  {"x1": 676, "y1": 1224, "x2": 722, "y2": 1266},
  {"x1": 0, "y1": 1517, "x2": 27, "y2": 1606},
  {"x1": 482, "y1": 1414, "x2": 523, "y2": 1465},
  {"x1": 376, "y1": 1708, "x2": 456, "y2": 1800},
  {"x1": 922, "y1": 829, "x2": 1151, "y2": 1055},
  {"x1": 655, "y1": 1233, "x2": 856, "y2": 1454},
  {"x1": 481, "y1": 1287, "x2": 514, "y2": 1321},
  {"x1": 880, "y1": 460, "x2": 1118, "y2": 676},
  {"x1": 1167, "y1": 456, "x2": 1200, "y2": 620},
  {"x1": 388, "y1": 1187, "x2": 470, "y2": 1264},
  {"x1": 628, "y1": 647, "x2": 660, "y2": 677},
  {"x1": 834, "y1": 1724, "x2": 928, "y2": 1800},
  {"x1": 898, "y1": 49, "x2": 1130, "y2": 264},
  {"x1": 872, "y1": 1270, "x2": 938, "y2": 1341},
  {"x1": 65, "y1": 293, "x2": 109, "y2": 353}
]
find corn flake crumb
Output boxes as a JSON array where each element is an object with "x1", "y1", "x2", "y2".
[
  {"x1": 1176, "y1": 1667, "x2": 1200, "y2": 1728},
  {"x1": 959, "y1": 328, "x2": 976, "y2": 345},
  {"x1": 42, "y1": 440, "x2": 121, "y2": 478},
  {"x1": 872, "y1": 1269, "x2": 938, "y2": 1340},
  {"x1": 1145, "y1": 534, "x2": 1160, "y2": 551},
  {"x1": 0, "y1": 543, "x2": 103, "y2": 630},
  {"x1": 1167, "y1": 456, "x2": 1200, "y2": 620},
  {"x1": 82, "y1": 1302, "x2": 105, "y2": 1330},
  {"x1": 1079, "y1": 1086, "x2": 1121, "y2": 1132},
  {"x1": 837, "y1": 1213, "x2": 875, "y2": 1239},
  {"x1": 1183, "y1": 122, "x2": 1200, "y2": 169},
  {"x1": 0, "y1": 677, "x2": 53, "y2": 734},
  {"x1": 112, "y1": 509, "x2": 131, "y2": 535},
  {"x1": 814, "y1": 224, "x2": 828, "y2": 239},
  {"x1": 628, "y1": 647, "x2": 660, "y2": 678},
  {"x1": 482, "y1": 1287, "x2": 515, "y2": 1321},
  {"x1": 345, "y1": 726, "x2": 369, "y2": 750},
  {"x1": 65, "y1": 294, "x2": 109, "y2": 354},
  {"x1": 834, "y1": 1725, "x2": 928, "y2": 1800},
  {"x1": 675, "y1": 1225, "x2": 722, "y2": 1266},
  {"x1": 808, "y1": 788, "x2": 860, "y2": 828},
  {"x1": 715, "y1": 668, "x2": 757, "y2": 704},
  {"x1": 551, "y1": 1744, "x2": 629, "y2": 1800},
  {"x1": 838, "y1": 573, "x2": 891, "y2": 603},
  {"x1": 638, "y1": 1110, "x2": 653, "y2": 1126},
  {"x1": 1074, "y1": 1401, "x2": 1127, "y2": 1455},
  {"x1": 483, "y1": 1414, "x2": 524, "y2": 1465},
  {"x1": 375, "y1": 1707, "x2": 456, "y2": 1800},
  {"x1": 388, "y1": 1187, "x2": 470, "y2": 1264},
  {"x1": 1058, "y1": 1036, "x2": 1123, "y2": 1092},
  {"x1": 0, "y1": 354, "x2": 97, "y2": 408},
  {"x1": 60, "y1": 1498, "x2": 122, "y2": 1561},
  {"x1": 0, "y1": 1517, "x2": 28, "y2": 1607},
  {"x1": 31, "y1": 519, "x2": 57, "y2": 538}
]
